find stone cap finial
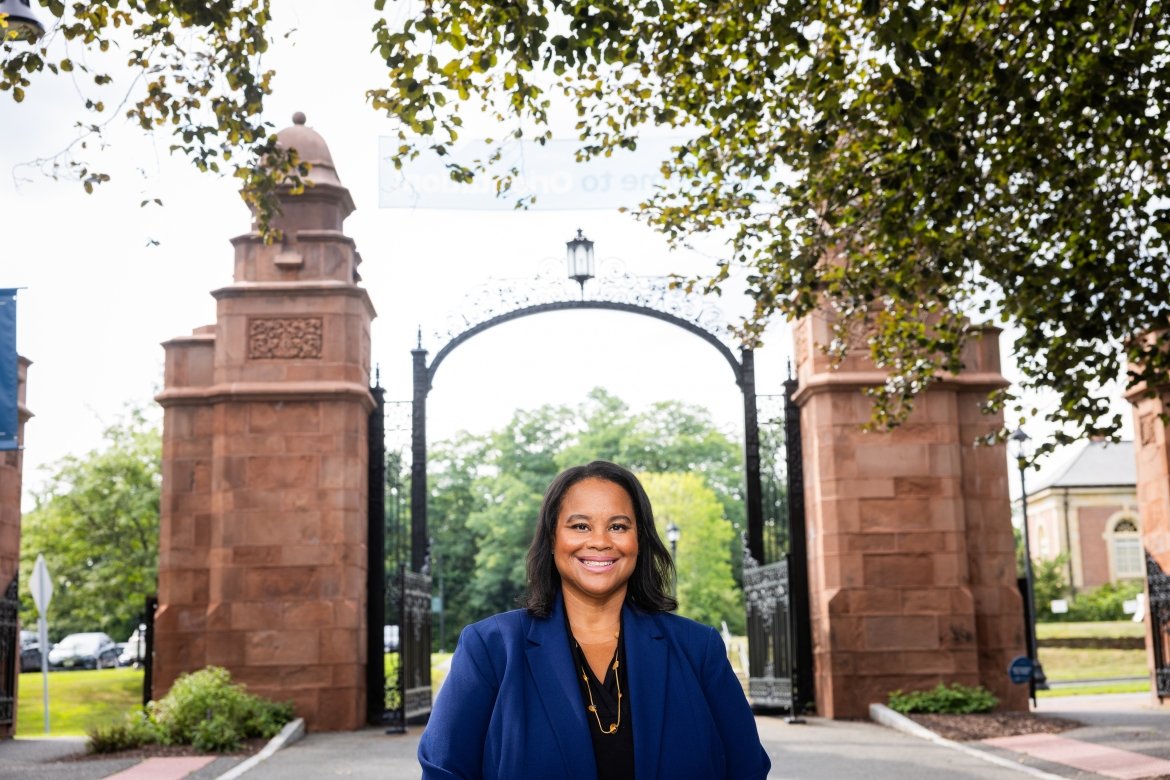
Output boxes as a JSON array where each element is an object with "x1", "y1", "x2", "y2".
[{"x1": 275, "y1": 111, "x2": 341, "y2": 187}]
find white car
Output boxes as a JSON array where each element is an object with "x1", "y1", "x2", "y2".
[{"x1": 48, "y1": 632, "x2": 119, "y2": 670}]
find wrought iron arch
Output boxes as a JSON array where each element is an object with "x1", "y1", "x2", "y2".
[
  {"x1": 410, "y1": 288, "x2": 769, "y2": 575},
  {"x1": 425, "y1": 300, "x2": 745, "y2": 391}
]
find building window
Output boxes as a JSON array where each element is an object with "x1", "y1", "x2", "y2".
[{"x1": 1108, "y1": 517, "x2": 1142, "y2": 579}]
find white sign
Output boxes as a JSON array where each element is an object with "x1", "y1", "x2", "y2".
[
  {"x1": 1049, "y1": 599, "x2": 1069, "y2": 614},
  {"x1": 30, "y1": 554, "x2": 52, "y2": 616},
  {"x1": 378, "y1": 137, "x2": 678, "y2": 211}
]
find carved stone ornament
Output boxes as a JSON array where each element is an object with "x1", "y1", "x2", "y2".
[{"x1": 248, "y1": 317, "x2": 324, "y2": 359}]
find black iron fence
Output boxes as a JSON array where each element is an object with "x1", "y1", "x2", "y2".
[
  {"x1": 1148, "y1": 551, "x2": 1170, "y2": 700},
  {"x1": 0, "y1": 575, "x2": 16, "y2": 727}
]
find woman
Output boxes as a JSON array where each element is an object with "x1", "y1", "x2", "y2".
[{"x1": 418, "y1": 461, "x2": 771, "y2": 780}]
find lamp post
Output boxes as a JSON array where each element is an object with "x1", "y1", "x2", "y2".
[
  {"x1": 1009, "y1": 427, "x2": 1049, "y2": 698},
  {"x1": 665, "y1": 522, "x2": 680, "y2": 598},
  {"x1": 565, "y1": 229, "x2": 595, "y2": 297}
]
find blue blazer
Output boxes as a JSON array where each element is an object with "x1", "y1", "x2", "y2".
[{"x1": 418, "y1": 595, "x2": 771, "y2": 780}]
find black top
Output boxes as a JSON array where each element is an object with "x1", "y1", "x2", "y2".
[{"x1": 567, "y1": 620, "x2": 636, "y2": 780}]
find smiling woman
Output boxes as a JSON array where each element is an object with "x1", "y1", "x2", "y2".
[{"x1": 417, "y1": 461, "x2": 771, "y2": 780}]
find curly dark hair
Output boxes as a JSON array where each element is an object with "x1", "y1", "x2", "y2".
[{"x1": 523, "y1": 460, "x2": 677, "y2": 617}]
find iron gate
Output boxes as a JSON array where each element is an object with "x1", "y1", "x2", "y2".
[
  {"x1": 0, "y1": 575, "x2": 16, "y2": 727},
  {"x1": 1148, "y1": 551, "x2": 1170, "y2": 700},
  {"x1": 743, "y1": 376, "x2": 812, "y2": 714},
  {"x1": 369, "y1": 384, "x2": 434, "y2": 729}
]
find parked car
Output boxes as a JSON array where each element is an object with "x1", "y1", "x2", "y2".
[
  {"x1": 383, "y1": 625, "x2": 399, "y2": 653},
  {"x1": 118, "y1": 627, "x2": 146, "y2": 667},
  {"x1": 48, "y1": 632, "x2": 119, "y2": 670},
  {"x1": 19, "y1": 629, "x2": 42, "y2": 672}
]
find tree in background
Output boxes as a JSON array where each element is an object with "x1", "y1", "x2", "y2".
[
  {"x1": 19, "y1": 407, "x2": 160, "y2": 642},
  {"x1": 557, "y1": 389, "x2": 747, "y2": 576},
  {"x1": 426, "y1": 388, "x2": 748, "y2": 650},
  {"x1": 640, "y1": 472, "x2": 743, "y2": 633}
]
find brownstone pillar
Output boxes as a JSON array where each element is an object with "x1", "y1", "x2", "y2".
[
  {"x1": 1, "y1": 356, "x2": 30, "y2": 740},
  {"x1": 1127, "y1": 380, "x2": 1170, "y2": 707},
  {"x1": 155, "y1": 114, "x2": 375, "y2": 730},
  {"x1": 793, "y1": 313, "x2": 1028, "y2": 718}
]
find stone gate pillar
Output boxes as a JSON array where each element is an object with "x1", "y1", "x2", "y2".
[
  {"x1": 793, "y1": 313, "x2": 1028, "y2": 718},
  {"x1": 155, "y1": 114, "x2": 375, "y2": 730},
  {"x1": 1127, "y1": 375, "x2": 1170, "y2": 706},
  {"x1": 1, "y1": 356, "x2": 30, "y2": 740}
]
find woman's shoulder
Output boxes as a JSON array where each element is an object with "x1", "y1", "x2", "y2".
[
  {"x1": 458, "y1": 607, "x2": 531, "y2": 649},
  {"x1": 636, "y1": 607, "x2": 720, "y2": 645}
]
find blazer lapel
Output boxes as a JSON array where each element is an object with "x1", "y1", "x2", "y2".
[
  {"x1": 524, "y1": 596, "x2": 596, "y2": 780},
  {"x1": 625, "y1": 607, "x2": 667, "y2": 780}
]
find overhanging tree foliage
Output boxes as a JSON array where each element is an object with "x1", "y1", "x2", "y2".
[
  {"x1": 372, "y1": 0, "x2": 1170, "y2": 452},
  {"x1": 7, "y1": 3, "x2": 1168, "y2": 449},
  {"x1": 0, "y1": 0, "x2": 304, "y2": 236}
]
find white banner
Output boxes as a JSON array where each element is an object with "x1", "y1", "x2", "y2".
[{"x1": 378, "y1": 137, "x2": 679, "y2": 211}]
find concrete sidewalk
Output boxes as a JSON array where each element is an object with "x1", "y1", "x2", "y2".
[{"x1": 2, "y1": 693, "x2": 1167, "y2": 779}]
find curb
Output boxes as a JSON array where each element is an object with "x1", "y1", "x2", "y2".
[
  {"x1": 868, "y1": 704, "x2": 1068, "y2": 780},
  {"x1": 214, "y1": 718, "x2": 305, "y2": 780}
]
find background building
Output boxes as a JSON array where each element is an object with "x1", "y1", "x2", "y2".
[{"x1": 1015, "y1": 440, "x2": 1142, "y2": 593}]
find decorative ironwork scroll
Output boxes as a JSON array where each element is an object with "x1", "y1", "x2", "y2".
[
  {"x1": 428, "y1": 260, "x2": 739, "y2": 358},
  {"x1": 744, "y1": 557, "x2": 793, "y2": 709},
  {"x1": 1148, "y1": 551, "x2": 1170, "y2": 700},
  {"x1": 400, "y1": 568, "x2": 433, "y2": 721},
  {"x1": 0, "y1": 575, "x2": 17, "y2": 726}
]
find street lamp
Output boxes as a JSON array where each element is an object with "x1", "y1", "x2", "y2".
[
  {"x1": 0, "y1": 0, "x2": 47, "y2": 41},
  {"x1": 665, "y1": 521, "x2": 680, "y2": 598},
  {"x1": 1009, "y1": 427, "x2": 1049, "y2": 698},
  {"x1": 565, "y1": 229, "x2": 595, "y2": 297}
]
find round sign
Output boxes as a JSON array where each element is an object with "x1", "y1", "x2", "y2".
[{"x1": 1008, "y1": 655, "x2": 1034, "y2": 685}]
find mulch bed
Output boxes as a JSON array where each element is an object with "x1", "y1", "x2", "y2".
[
  {"x1": 904, "y1": 711, "x2": 1083, "y2": 742},
  {"x1": 62, "y1": 737, "x2": 267, "y2": 762}
]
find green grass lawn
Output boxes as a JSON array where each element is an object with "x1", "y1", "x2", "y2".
[
  {"x1": 1037, "y1": 680, "x2": 1151, "y2": 697},
  {"x1": 1038, "y1": 646, "x2": 1150, "y2": 682},
  {"x1": 16, "y1": 668, "x2": 143, "y2": 738},
  {"x1": 1036, "y1": 621, "x2": 1145, "y2": 640}
]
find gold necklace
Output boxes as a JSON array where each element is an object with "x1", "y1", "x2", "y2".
[{"x1": 577, "y1": 640, "x2": 622, "y2": 735}]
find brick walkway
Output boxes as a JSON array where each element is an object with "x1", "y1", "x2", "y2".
[{"x1": 983, "y1": 734, "x2": 1170, "y2": 780}]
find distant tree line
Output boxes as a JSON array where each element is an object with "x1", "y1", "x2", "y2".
[{"x1": 390, "y1": 388, "x2": 754, "y2": 651}]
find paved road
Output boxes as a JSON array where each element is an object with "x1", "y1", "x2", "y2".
[
  {"x1": 237, "y1": 714, "x2": 1042, "y2": 780},
  {"x1": 4, "y1": 693, "x2": 1166, "y2": 779}
]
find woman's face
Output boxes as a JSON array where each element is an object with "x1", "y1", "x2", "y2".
[{"x1": 553, "y1": 477, "x2": 640, "y2": 605}]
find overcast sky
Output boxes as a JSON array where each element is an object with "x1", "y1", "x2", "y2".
[{"x1": 2, "y1": 1, "x2": 1128, "y2": 509}]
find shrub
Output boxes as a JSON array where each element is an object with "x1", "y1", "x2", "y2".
[
  {"x1": 887, "y1": 683, "x2": 998, "y2": 715},
  {"x1": 87, "y1": 711, "x2": 157, "y2": 754},
  {"x1": 149, "y1": 666, "x2": 293, "y2": 749},
  {"x1": 86, "y1": 666, "x2": 293, "y2": 754},
  {"x1": 1063, "y1": 581, "x2": 1144, "y2": 622}
]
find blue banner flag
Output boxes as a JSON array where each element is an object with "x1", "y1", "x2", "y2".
[{"x1": 0, "y1": 288, "x2": 18, "y2": 451}]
